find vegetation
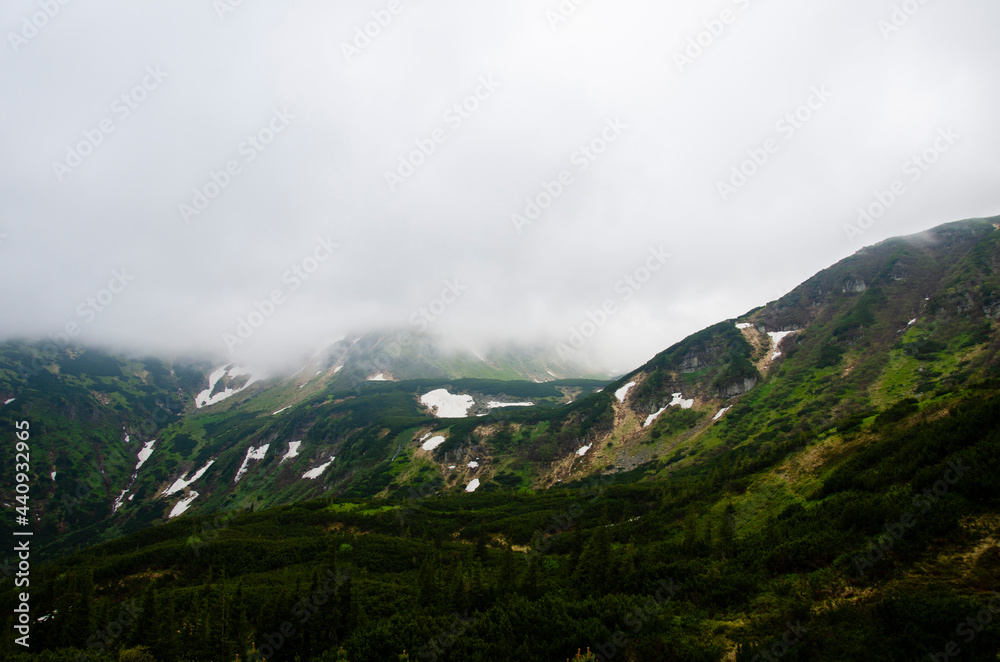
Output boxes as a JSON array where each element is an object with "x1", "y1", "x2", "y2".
[{"x1": 3, "y1": 217, "x2": 1000, "y2": 660}]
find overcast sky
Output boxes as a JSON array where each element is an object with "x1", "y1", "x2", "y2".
[{"x1": 1, "y1": 0, "x2": 998, "y2": 374}]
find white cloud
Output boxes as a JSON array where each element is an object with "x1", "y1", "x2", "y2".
[{"x1": 1, "y1": 1, "x2": 998, "y2": 373}]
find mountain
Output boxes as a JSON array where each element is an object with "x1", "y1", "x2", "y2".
[
  {"x1": 0, "y1": 331, "x2": 607, "y2": 558},
  {"x1": 3, "y1": 217, "x2": 1000, "y2": 661}
]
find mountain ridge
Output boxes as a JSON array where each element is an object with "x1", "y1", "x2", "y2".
[{"x1": 3, "y1": 215, "x2": 1000, "y2": 557}]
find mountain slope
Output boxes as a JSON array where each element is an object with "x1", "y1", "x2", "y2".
[
  {"x1": 3, "y1": 216, "x2": 1000, "y2": 660},
  {"x1": 4, "y1": 216, "x2": 1000, "y2": 573}
]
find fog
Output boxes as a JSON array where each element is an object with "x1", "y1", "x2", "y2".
[{"x1": 2, "y1": 0, "x2": 998, "y2": 374}]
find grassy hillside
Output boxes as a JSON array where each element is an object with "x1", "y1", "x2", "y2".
[{"x1": 2, "y1": 386, "x2": 998, "y2": 661}]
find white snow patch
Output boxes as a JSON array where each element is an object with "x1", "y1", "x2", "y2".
[
  {"x1": 465, "y1": 479, "x2": 480, "y2": 493},
  {"x1": 644, "y1": 407, "x2": 668, "y2": 428},
  {"x1": 713, "y1": 407, "x2": 731, "y2": 421},
  {"x1": 422, "y1": 436, "x2": 446, "y2": 451},
  {"x1": 645, "y1": 392, "x2": 695, "y2": 427},
  {"x1": 113, "y1": 490, "x2": 129, "y2": 512},
  {"x1": 448, "y1": 465, "x2": 456, "y2": 469},
  {"x1": 234, "y1": 444, "x2": 270, "y2": 483},
  {"x1": 281, "y1": 441, "x2": 302, "y2": 463},
  {"x1": 195, "y1": 365, "x2": 261, "y2": 408},
  {"x1": 168, "y1": 491, "x2": 199, "y2": 518},
  {"x1": 302, "y1": 457, "x2": 335, "y2": 480},
  {"x1": 735, "y1": 323, "x2": 752, "y2": 330},
  {"x1": 136, "y1": 440, "x2": 156, "y2": 468},
  {"x1": 546, "y1": 369, "x2": 557, "y2": 378},
  {"x1": 165, "y1": 460, "x2": 215, "y2": 496},
  {"x1": 333, "y1": 365, "x2": 343, "y2": 373},
  {"x1": 369, "y1": 373, "x2": 387, "y2": 381},
  {"x1": 767, "y1": 331, "x2": 799, "y2": 360},
  {"x1": 467, "y1": 461, "x2": 479, "y2": 468},
  {"x1": 908, "y1": 318, "x2": 917, "y2": 326},
  {"x1": 50, "y1": 471, "x2": 56, "y2": 481},
  {"x1": 615, "y1": 381, "x2": 636, "y2": 403},
  {"x1": 420, "y1": 389, "x2": 474, "y2": 418},
  {"x1": 113, "y1": 439, "x2": 156, "y2": 512},
  {"x1": 272, "y1": 406, "x2": 292, "y2": 416},
  {"x1": 486, "y1": 401, "x2": 534, "y2": 408},
  {"x1": 4, "y1": 398, "x2": 14, "y2": 405},
  {"x1": 670, "y1": 392, "x2": 694, "y2": 409},
  {"x1": 576, "y1": 444, "x2": 592, "y2": 457}
]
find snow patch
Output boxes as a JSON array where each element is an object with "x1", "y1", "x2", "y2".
[
  {"x1": 137, "y1": 440, "x2": 156, "y2": 468},
  {"x1": 713, "y1": 407, "x2": 731, "y2": 421},
  {"x1": 576, "y1": 444, "x2": 592, "y2": 457},
  {"x1": 767, "y1": 331, "x2": 799, "y2": 360},
  {"x1": 465, "y1": 479, "x2": 480, "y2": 493},
  {"x1": 420, "y1": 389, "x2": 474, "y2": 418},
  {"x1": 735, "y1": 323, "x2": 752, "y2": 330},
  {"x1": 281, "y1": 441, "x2": 302, "y2": 463},
  {"x1": 234, "y1": 444, "x2": 270, "y2": 483},
  {"x1": 302, "y1": 457, "x2": 335, "y2": 480},
  {"x1": 422, "y1": 436, "x2": 446, "y2": 451},
  {"x1": 168, "y1": 491, "x2": 199, "y2": 518},
  {"x1": 645, "y1": 392, "x2": 695, "y2": 427},
  {"x1": 486, "y1": 401, "x2": 534, "y2": 408},
  {"x1": 644, "y1": 407, "x2": 668, "y2": 428},
  {"x1": 195, "y1": 365, "x2": 261, "y2": 408},
  {"x1": 670, "y1": 392, "x2": 694, "y2": 409},
  {"x1": 448, "y1": 465, "x2": 456, "y2": 469},
  {"x1": 333, "y1": 365, "x2": 343, "y2": 373},
  {"x1": 50, "y1": 471, "x2": 56, "y2": 481},
  {"x1": 4, "y1": 398, "x2": 14, "y2": 405},
  {"x1": 908, "y1": 318, "x2": 917, "y2": 326},
  {"x1": 467, "y1": 461, "x2": 479, "y2": 468},
  {"x1": 114, "y1": 440, "x2": 156, "y2": 512},
  {"x1": 165, "y1": 460, "x2": 215, "y2": 496},
  {"x1": 368, "y1": 373, "x2": 387, "y2": 381},
  {"x1": 272, "y1": 406, "x2": 292, "y2": 416},
  {"x1": 615, "y1": 381, "x2": 636, "y2": 403}
]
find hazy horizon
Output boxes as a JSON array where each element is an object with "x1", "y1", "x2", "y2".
[{"x1": 3, "y1": 1, "x2": 998, "y2": 375}]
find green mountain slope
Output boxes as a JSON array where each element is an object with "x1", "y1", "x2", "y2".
[
  {"x1": 3, "y1": 216, "x2": 1000, "y2": 661},
  {"x1": 2, "y1": 383, "x2": 998, "y2": 661}
]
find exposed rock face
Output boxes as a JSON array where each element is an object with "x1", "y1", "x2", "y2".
[
  {"x1": 843, "y1": 277, "x2": 867, "y2": 294},
  {"x1": 718, "y1": 376, "x2": 757, "y2": 398},
  {"x1": 678, "y1": 354, "x2": 700, "y2": 373},
  {"x1": 984, "y1": 298, "x2": 1000, "y2": 320}
]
